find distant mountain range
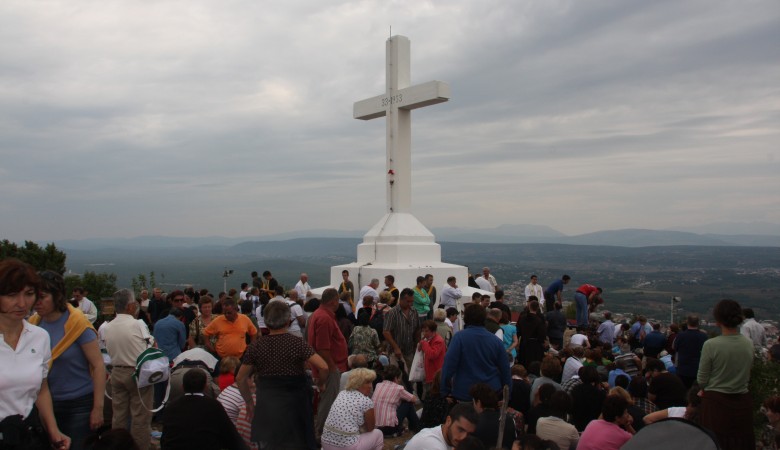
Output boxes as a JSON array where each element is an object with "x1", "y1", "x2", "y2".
[{"x1": 53, "y1": 222, "x2": 780, "y2": 250}]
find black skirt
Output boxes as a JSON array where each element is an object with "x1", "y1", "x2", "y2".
[{"x1": 252, "y1": 375, "x2": 316, "y2": 450}]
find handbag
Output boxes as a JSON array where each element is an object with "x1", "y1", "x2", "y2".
[
  {"x1": 408, "y1": 349, "x2": 426, "y2": 383},
  {"x1": 134, "y1": 347, "x2": 170, "y2": 388}
]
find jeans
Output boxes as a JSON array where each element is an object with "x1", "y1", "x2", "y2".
[
  {"x1": 397, "y1": 401, "x2": 420, "y2": 432},
  {"x1": 574, "y1": 292, "x2": 588, "y2": 328},
  {"x1": 53, "y1": 393, "x2": 93, "y2": 450}
]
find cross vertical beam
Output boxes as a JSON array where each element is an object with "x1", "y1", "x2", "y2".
[
  {"x1": 354, "y1": 35, "x2": 450, "y2": 214},
  {"x1": 387, "y1": 36, "x2": 411, "y2": 213}
]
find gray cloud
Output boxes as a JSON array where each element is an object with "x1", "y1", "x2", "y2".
[{"x1": 0, "y1": 0, "x2": 778, "y2": 241}]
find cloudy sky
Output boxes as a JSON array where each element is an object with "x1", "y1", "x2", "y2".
[{"x1": 2, "y1": 0, "x2": 779, "y2": 242}]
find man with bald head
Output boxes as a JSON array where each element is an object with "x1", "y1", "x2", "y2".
[
  {"x1": 294, "y1": 273, "x2": 313, "y2": 304},
  {"x1": 475, "y1": 267, "x2": 498, "y2": 292},
  {"x1": 357, "y1": 278, "x2": 380, "y2": 310}
]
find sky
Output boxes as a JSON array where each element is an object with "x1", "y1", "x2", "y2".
[{"x1": 1, "y1": 0, "x2": 779, "y2": 242}]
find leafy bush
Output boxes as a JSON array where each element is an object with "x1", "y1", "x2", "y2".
[{"x1": 750, "y1": 355, "x2": 780, "y2": 438}]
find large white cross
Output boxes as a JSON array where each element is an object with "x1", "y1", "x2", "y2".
[{"x1": 354, "y1": 35, "x2": 450, "y2": 214}]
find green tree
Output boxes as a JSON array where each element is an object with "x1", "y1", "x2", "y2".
[
  {"x1": 750, "y1": 355, "x2": 780, "y2": 438},
  {"x1": 0, "y1": 240, "x2": 67, "y2": 273},
  {"x1": 131, "y1": 271, "x2": 158, "y2": 296}
]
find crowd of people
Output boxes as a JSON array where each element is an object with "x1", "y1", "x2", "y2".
[{"x1": 2, "y1": 259, "x2": 779, "y2": 450}]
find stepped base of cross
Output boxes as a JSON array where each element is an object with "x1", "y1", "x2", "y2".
[{"x1": 312, "y1": 213, "x2": 491, "y2": 307}]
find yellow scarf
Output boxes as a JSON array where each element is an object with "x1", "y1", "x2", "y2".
[
  {"x1": 29, "y1": 304, "x2": 96, "y2": 369},
  {"x1": 341, "y1": 282, "x2": 356, "y2": 310}
]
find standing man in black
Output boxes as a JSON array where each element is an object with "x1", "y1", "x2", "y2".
[
  {"x1": 424, "y1": 274, "x2": 437, "y2": 316},
  {"x1": 337, "y1": 269, "x2": 355, "y2": 313},
  {"x1": 260, "y1": 270, "x2": 279, "y2": 298},
  {"x1": 673, "y1": 315, "x2": 708, "y2": 389}
]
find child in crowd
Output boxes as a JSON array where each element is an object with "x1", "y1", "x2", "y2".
[{"x1": 217, "y1": 356, "x2": 240, "y2": 391}]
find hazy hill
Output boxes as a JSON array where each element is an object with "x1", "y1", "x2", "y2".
[
  {"x1": 560, "y1": 229, "x2": 731, "y2": 246},
  {"x1": 53, "y1": 224, "x2": 780, "y2": 249}
]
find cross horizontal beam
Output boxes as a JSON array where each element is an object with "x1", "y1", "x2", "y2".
[{"x1": 353, "y1": 80, "x2": 451, "y2": 120}]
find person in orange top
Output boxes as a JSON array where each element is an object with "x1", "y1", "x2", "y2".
[
  {"x1": 418, "y1": 320, "x2": 446, "y2": 388},
  {"x1": 203, "y1": 299, "x2": 257, "y2": 358}
]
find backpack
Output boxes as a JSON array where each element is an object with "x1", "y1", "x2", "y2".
[{"x1": 370, "y1": 304, "x2": 388, "y2": 339}]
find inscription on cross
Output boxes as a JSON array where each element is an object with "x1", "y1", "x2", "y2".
[{"x1": 354, "y1": 35, "x2": 450, "y2": 214}]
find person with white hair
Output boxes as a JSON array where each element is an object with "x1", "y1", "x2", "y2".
[
  {"x1": 103, "y1": 288, "x2": 154, "y2": 450},
  {"x1": 357, "y1": 279, "x2": 380, "y2": 310},
  {"x1": 321, "y1": 368, "x2": 383, "y2": 450},
  {"x1": 474, "y1": 267, "x2": 497, "y2": 292}
]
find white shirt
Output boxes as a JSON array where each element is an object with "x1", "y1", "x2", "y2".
[
  {"x1": 740, "y1": 318, "x2": 767, "y2": 348},
  {"x1": 525, "y1": 283, "x2": 546, "y2": 303},
  {"x1": 271, "y1": 297, "x2": 304, "y2": 334},
  {"x1": 475, "y1": 277, "x2": 492, "y2": 292},
  {"x1": 404, "y1": 425, "x2": 450, "y2": 450},
  {"x1": 478, "y1": 274, "x2": 497, "y2": 291},
  {"x1": 570, "y1": 334, "x2": 589, "y2": 347},
  {"x1": 536, "y1": 416, "x2": 580, "y2": 450},
  {"x1": 356, "y1": 285, "x2": 379, "y2": 310},
  {"x1": 76, "y1": 297, "x2": 98, "y2": 323},
  {"x1": 255, "y1": 305, "x2": 266, "y2": 328},
  {"x1": 97, "y1": 320, "x2": 111, "y2": 350},
  {"x1": 439, "y1": 285, "x2": 462, "y2": 308},
  {"x1": 0, "y1": 321, "x2": 52, "y2": 419},
  {"x1": 104, "y1": 314, "x2": 153, "y2": 366},
  {"x1": 239, "y1": 290, "x2": 248, "y2": 301},
  {"x1": 173, "y1": 348, "x2": 219, "y2": 371},
  {"x1": 562, "y1": 356, "x2": 583, "y2": 383},
  {"x1": 294, "y1": 280, "x2": 311, "y2": 302}
]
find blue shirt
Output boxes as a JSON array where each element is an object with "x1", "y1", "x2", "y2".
[
  {"x1": 608, "y1": 368, "x2": 629, "y2": 388},
  {"x1": 643, "y1": 331, "x2": 666, "y2": 357},
  {"x1": 153, "y1": 315, "x2": 186, "y2": 360},
  {"x1": 673, "y1": 329, "x2": 708, "y2": 377},
  {"x1": 37, "y1": 309, "x2": 97, "y2": 400},
  {"x1": 544, "y1": 279, "x2": 565, "y2": 300},
  {"x1": 597, "y1": 320, "x2": 615, "y2": 345},
  {"x1": 440, "y1": 325, "x2": 511, "y2": 401},
  {"x1": 629, "y1": 322, "x2": 652, "y2": 340}
]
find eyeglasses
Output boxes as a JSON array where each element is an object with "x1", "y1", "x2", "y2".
[{"x1": 172, "y1": 298, "x2": 185, "y2": 303}]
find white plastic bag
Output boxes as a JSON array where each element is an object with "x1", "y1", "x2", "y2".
[{"x1": 408, "y1": 349, "x2": 426, "y2": 383}]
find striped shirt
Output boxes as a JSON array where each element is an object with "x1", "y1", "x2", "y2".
[
  {"x1": 217, "y1": 384, "x2": 244, "y2": 425},
  {"x1": 372, "y1": 380, "x2": 415, "y2": 427},
  {"x1": 236, "y1": 394, "x2": 258, "y2": 450},
  {"x1": 383, "y1": 306, "x2": 420, "y2": 356}
]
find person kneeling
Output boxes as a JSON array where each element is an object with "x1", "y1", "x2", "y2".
[
  {"x1": 161, "y1": 369, "x2": 247, "y2": 450},
  {"x1": 321, "y1": 368, "x2": 383, "y2": 450},
  {"x1": 372, "y1": 365, "x2": 420, "y2": 437}
]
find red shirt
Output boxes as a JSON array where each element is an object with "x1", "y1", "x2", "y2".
[
  {"x1": 420, "y1": 333, "x2": 446, "y2": 384},
  {"x1": 577, "y1": 284, "x2": 599, "y2": 297},
  {"x1": 306, "y1": 306, "x2": 348, "y2": 377}
]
